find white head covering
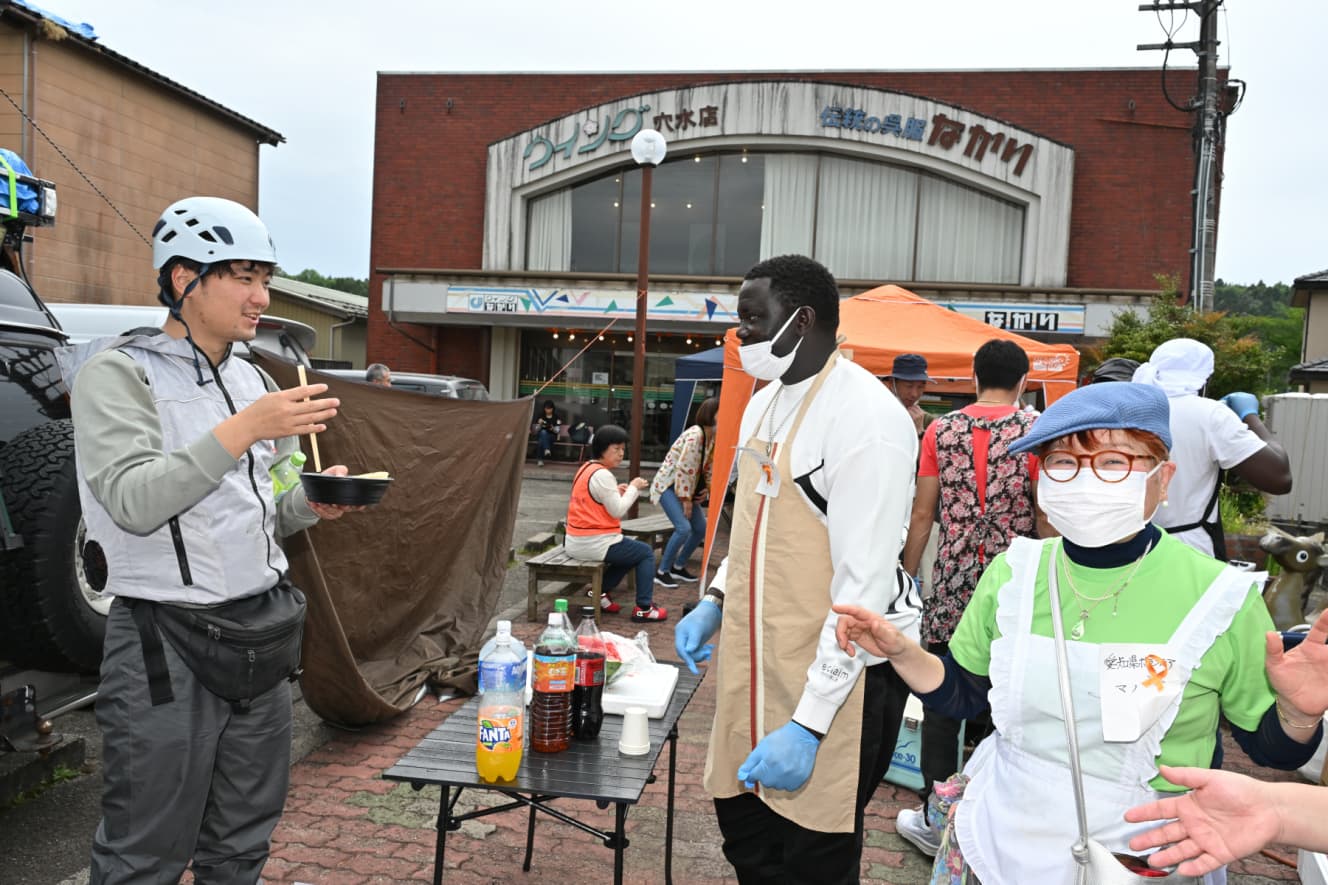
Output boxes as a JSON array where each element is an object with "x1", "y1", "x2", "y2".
[{"x1": 1131, "y1": 338, "x2": 1214, "y2": 398}]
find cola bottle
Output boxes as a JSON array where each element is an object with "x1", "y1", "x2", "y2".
[{"x1": 571, "y1": 604, "x2": 606, "y2": 740}]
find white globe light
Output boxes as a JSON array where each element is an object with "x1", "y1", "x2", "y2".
[{"x1": 630, "y1": 129, "x2": 668, "y2": 166}]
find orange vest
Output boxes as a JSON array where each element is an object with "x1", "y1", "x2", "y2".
[{"x1": 566, "y1": 461, "x2": 619, "y2": 537}]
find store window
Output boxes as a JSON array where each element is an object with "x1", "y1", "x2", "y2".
[
  {"x1": 517, "y1": 329, "x2": 722, "y2": 462},
  {"x1": 528, "y1": 150, "x2": 1024, "y2": 283}
]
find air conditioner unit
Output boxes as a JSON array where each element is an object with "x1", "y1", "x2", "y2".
[{"x1": 1264, "y1": 393, "x2": 1328, "y2": 531}]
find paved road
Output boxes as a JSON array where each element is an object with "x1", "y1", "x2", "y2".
[{"x1": 0, "y1": 462, "x2": 587, "y2": 885}]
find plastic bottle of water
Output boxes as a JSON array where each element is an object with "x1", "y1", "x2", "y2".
[
  {"x1": 270, "y1": 451, "x2": 307, "y2": 497},
  {"x1": 476, "y1": 620, "x2": 524, "y2": 783},
  {"x1": 478, "y1": 624, "x2": 526, "y2": 697}
]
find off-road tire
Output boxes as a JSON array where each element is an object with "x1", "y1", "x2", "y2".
[{"x1": 0, "y1": 418, "x2": 105, "y2": 671}]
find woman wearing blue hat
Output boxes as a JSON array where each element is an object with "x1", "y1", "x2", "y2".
[{"x1": 833, "y1": 382, "x2": 1328, "y2": 884}]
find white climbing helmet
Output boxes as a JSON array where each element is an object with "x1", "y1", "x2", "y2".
[{"x1": 151, "y1": 196, "x2": 277, "y2": 270}]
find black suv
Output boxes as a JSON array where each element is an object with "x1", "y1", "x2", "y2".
[{"x1": 0, "y1": 255, "x2": 104, "y2": 671}]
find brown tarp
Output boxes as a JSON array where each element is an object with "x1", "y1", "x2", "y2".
[{"x1": 255, "y1": 352, "x2": 531, "y2": 726}]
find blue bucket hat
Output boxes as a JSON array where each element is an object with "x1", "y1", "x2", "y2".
[
  {"x1": 1008, "y1": 382, "x2": 1172, "y2": 454},
  {"x1": 888, "y1": 353, "x2": 931, "y2": 382}
]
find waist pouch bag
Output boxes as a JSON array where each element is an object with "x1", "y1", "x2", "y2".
[{"x1": 128, "y1": 582, "x2": 307, "y2": 713}]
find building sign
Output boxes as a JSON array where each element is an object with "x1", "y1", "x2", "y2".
[
  {"x1": 820, "y1": 107, "x2": 1036, "y2": 176},
  {"x1": 448, "y1": 285, "x2": 737, "y2": 324},
  {"x1": 820, "y1": 106, "x2": 927, "y2": 141},
  {"x1": 524, "y1": 104, "x2": 721, "y2": 171},
  {"x1": 948, "y1": 302, "x2": 1085, "y2": 335},
  {"x1": 927, "y1": 113, "x2": 1034, "y2": 176}
]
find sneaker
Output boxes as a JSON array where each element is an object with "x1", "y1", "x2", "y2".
[
  {"x1": 669, "y1": 566, "x2": 699, "y2": 583},
  {"x1": 654, "y1": 571, "x2": 679, "y2": 588},
  {"x1": 536, "y1": 459, "x2": 544, "y2": 467},
  {"x1": 598, "y1": 593, "x2": 621, "y2": 614},
  {"x1": 895, "y1": 807, "x2": 941, "y2": 857},
  {"x1": 631, "y1": 604, "x2": 669, "y2": 622}
]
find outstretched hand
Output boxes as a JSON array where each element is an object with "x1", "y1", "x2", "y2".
[
  {"x1": 1124, "y1": 765, "x2": 1282, "y2": 876},
  {"x1": 1265, "y1": 609, "x2": 1328, "y2": 722},
  {"x1": 832, "y1": 603, "x2": 909, "y2": 659}
]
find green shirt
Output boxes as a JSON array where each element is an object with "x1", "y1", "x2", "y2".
[{"x1": 950, "y1": 531, "x2": 1275, "y2": 791}]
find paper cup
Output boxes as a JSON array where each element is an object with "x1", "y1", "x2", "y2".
[{"x1": 618, "y1": 705, "x2": 650, "y2": 756}]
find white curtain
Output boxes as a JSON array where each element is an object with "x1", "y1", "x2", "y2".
[
  {"x1": 915, "y1": 178, "x2": 1023, "y2": 283},
  {"x1": 813, "y1": 157, "x2": 917, "y2": 280},
  {"x1": 527, "y1": 190, "x2": 572, "y2": 271},
  {"x1": 759, "y1": 154, "x2": 818, "y2": 258}
]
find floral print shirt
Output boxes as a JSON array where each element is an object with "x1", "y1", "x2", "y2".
[
  {"x1": 922, "y1": 408, "x2": 1037, "y2": 644},
  {"x1": 650, "y1": 425, "x2": 713, "y2": 503}
]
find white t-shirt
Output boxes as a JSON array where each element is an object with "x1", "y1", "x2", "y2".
[
  {"x1": 1155, "y1": 394, "x2": 1266, "y2": 557},
  {"x1": 708, "y1": 355, "x2": 920, "y2": 733}
]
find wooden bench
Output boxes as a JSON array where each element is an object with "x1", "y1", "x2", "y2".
[
  {"x1": 620, "y1": 513, "x2": 675, "y2": 551},
  {"x1": 527, "y1": 439, "x2": 590, "y2": 463},
  {"x1": 525, "y1": 546, "x2": 635, "y2": 624}
]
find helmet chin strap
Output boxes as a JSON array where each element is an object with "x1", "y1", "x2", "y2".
[{"x1": 157, "y1": 263, "x2": 214, "y2": 387}]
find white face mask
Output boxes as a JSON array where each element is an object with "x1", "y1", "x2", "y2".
[
  {"x1": 739, "y1": 308, "x2": 804, "y2": 381},
  {"x1": 1037, "y1": 463, "x2": 1163, "y2": 548}
]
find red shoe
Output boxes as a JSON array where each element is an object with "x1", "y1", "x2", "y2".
[
  {"x1": 598, "y1": 593, "x2": 622, "y2": 614},
  {"x1": 631, "y1": 604, "x2": 669, "y2": 622}
]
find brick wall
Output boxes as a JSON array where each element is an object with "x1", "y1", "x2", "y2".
[{"x1": 370, "y1": 69, "x2": 1210, "y2": 375}]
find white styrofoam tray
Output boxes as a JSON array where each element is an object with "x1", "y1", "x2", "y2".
[{"x1": 603, "y1": 661, "x2": 679, "y2": 719}]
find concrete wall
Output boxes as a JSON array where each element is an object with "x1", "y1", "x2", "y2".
[{"x1": 1, "y1": 23, "x2": 262, "y2": 306}]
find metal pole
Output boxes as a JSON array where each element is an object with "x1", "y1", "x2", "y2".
[
  {"x1": 630, "y1": 164, "x2": 653, "y2": 484},
  {"x1": 1193, "y1": 0, "x2": 1220, "y2": 312}
]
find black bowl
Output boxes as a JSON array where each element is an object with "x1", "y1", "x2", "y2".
[{"x1": 299, "y1": 473, "x2": 393, "y2": 507}]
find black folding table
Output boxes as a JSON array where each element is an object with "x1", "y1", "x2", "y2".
[{"x1": 384, "y1": 667, "x2": 702, "y2": 884}]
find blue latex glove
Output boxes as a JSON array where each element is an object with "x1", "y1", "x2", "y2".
[
  {"x1": 674, "y1": 597, "x2": 722, "y2": 674},
  {"x1": 1222, "y1": 391, "x2": 1260, "y2": 420},
  {"x1": 736, "y1": 721, "x2": 821, "y2": 792}
]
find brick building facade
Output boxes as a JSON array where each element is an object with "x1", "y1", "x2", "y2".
[{"x1": 370, "y1": 70, "x2": 1217, "y2": 456}]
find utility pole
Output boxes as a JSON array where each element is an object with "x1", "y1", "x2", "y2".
[{"x1": 1138, "y1": 0, "x2": 1223, "y2": 312}]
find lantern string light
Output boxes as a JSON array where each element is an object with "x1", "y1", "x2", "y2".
[{"x1": 534, "y1": 317, "x2": 621, "y2": 396}]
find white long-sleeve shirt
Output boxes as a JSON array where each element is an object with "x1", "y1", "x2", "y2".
[
  {"x1": 709, "y1": 356, "x2": 920, "y2": 734},
  {"x1": 564, "y1": 466, "x2": 641, "y2": 561}
]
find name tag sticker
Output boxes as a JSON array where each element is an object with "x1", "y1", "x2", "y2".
[
  {"x1": 738, "y1": 446, "x2": 781, "y2": 498},
  {"x1": 1098, "y1": 645, "x2": 1185, "y2": 742}
]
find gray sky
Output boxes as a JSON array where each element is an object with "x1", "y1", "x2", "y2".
[{"x1": 44, "y1": 0, "x2": 1326, "y2": 286}]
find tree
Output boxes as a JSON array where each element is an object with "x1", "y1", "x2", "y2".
[
  {"x1": 1094, "y1": 275, "x2": 1279, "y2": 396},
  {"x1": 278, "y1": 267, "x2": 368, "y2": 298}
]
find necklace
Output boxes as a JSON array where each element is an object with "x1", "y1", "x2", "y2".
[
  {"x1": 1059, "y1": 543, "x2": 1152, "y2": 640},
  {"x1": 756, "y1": 384, "x2": 805, "y2": 457}
]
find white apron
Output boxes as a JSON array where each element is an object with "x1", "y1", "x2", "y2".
[{"x1": 954, "y1": 537, "x2": 1253, "y2": 885}]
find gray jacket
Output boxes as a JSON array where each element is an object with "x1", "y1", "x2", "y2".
[{"x1": 57, "y1": 332, "x2": 318, "y2": 605}]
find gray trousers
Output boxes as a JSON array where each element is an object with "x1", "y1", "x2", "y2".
[{"x1": 90, "y1": 600, "x2": 292, "y2": 885}]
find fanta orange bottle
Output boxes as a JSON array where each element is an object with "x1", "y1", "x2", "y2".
[{"x1": 476, "y1": 621, "x2": 524, "y2": 782}]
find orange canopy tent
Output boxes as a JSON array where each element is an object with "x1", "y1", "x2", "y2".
[{"x1": 700, "y1": 284, "x2": 1080, "y2": 575}]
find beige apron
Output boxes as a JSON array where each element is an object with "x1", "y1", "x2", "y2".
[{"x1": 702, "y1": 351, "x2": 865, "y2": 834}]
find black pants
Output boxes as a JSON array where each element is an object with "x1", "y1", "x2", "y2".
[
  {"x1": 920, "y1": 640, "x2": 993, "y2": 802},
  {"x1": 713, "y1": 662, "x2": 911, "y2": 885}
]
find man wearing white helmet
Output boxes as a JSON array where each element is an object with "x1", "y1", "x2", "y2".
[
  {"x1": 1133, "y1": 338, "x2": 1292, "y2": 559},
  {"x1": 57, "y1": 196, "x2": 358, "y2": 884}
]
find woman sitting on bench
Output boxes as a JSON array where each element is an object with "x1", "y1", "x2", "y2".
[{"x1": 563, "y1": 425, "x2": 669, "y2": 622}]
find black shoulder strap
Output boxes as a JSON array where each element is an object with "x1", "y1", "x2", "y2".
[
  {"x1": 125, "y1": 600, "x2": 174, "y2": 707},
  {"x1": 793, "y1": 460, "x2": 829, "y2": 517},
  {"x1": 1166, "y1": 470, "x2": 1228, "y2": 560}
]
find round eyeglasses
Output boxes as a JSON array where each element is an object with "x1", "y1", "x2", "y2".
[{"x1": 1040, "y1": 449, "x2": 1160, "y2": 483}]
